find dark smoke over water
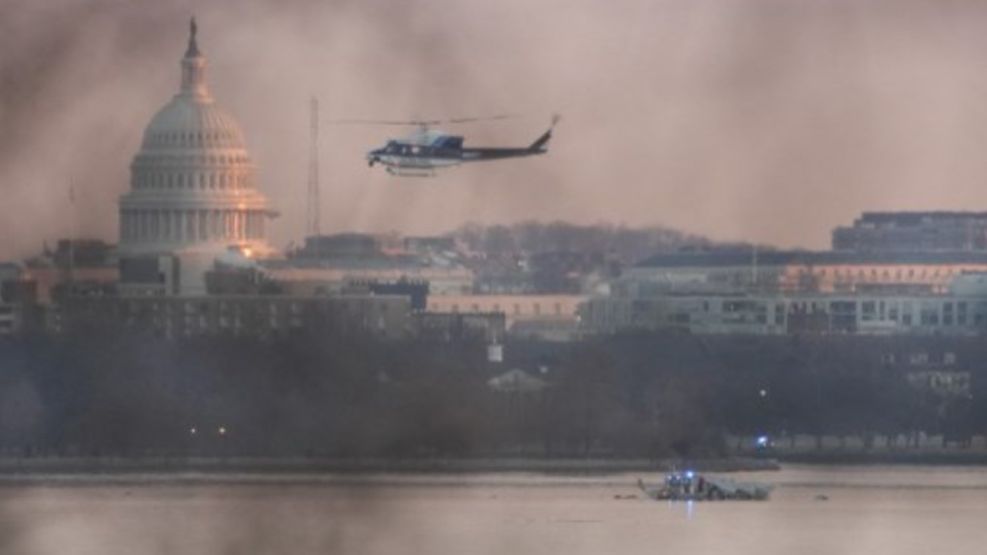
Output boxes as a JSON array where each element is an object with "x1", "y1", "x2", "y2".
[{"x1": 5, "y1": 0, "x2": 987, "y2": 259}]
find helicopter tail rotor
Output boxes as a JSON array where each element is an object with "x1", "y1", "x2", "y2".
[{"x1": 527, "y1": 114, "x2": 560, "y2": 152}]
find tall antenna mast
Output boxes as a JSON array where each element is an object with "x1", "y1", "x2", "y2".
[
  {"x1": 306, "y1": 96, "x2": 322, "y2": 236},
  {"x1": 67, "y1": 178, "x2": 76, "y2": 286},
  {"x1": 751, "y1": 243, "x2": 758, "y2": 290}
]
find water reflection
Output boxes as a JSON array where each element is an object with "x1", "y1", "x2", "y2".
[{"x1": 0, "y1": 465, "x2": 983, "y2": 554}]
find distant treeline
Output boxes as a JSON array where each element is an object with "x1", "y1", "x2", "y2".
[
  {"x1": 0, "y1": 328, "x2": 985, "y2": 459},
  {"x1": 451, "y1": 221, "x2": 753, "y2": 263}
]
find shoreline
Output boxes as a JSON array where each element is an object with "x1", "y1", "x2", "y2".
[
  {"x1": 0, "y1": 452, "x2": 983, "y2": 479},
  {"x1": 0, "y1": 456, "x2": 777, "y2": 477},
  {"x1": 773, "y1": 450, "x2": 987, "y2": 466}
]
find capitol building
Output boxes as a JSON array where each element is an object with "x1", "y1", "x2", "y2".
[{"x1": 118, "y1": 20, "x2": 277, "y2": 295}]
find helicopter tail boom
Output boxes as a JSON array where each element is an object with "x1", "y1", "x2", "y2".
[{"x1": 459, "y1": 117, "x2": 559, "y2": 162}]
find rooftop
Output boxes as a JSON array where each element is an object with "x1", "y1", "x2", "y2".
[
  {"x1": 854, "y1": 211, "x2": 987, "y2": 226},
  {"x1": 635, "y1": 250, "x2": 987, "y2": 268}
]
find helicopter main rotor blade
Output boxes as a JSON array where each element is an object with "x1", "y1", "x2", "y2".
[
  {"x1": 327, "y1": 114, "x2": 517, "y2": 126},
  {"x1": 327, "y1": 119, "x2": 441, "y2": 126},
  {"x1": 446, "y1": 114, "x2": 516, "y2": 124}
]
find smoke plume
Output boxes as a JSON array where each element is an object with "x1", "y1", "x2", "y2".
[{"x1": 4, "y1": 0, "x2": 987, "y2": 259}]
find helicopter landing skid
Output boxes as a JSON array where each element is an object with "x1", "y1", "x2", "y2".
[{"x1": 386, "y1": 167, "x2": 436, "y2": 178}]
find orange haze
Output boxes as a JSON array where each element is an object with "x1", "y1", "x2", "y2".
[{"x1": 4, "y1": 0, "x2": 987, "y2": 259}]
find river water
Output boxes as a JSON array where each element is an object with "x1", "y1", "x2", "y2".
[{"x1": 0, "y1": 465, "x2": 984, "y2": 554}]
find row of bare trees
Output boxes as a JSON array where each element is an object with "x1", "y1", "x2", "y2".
[{"x1": 0, "y1": 327, "x2": 985, "y2": 459}]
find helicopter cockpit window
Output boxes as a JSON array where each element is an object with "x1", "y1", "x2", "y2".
[{"x1": 385, "y1": 141, "x2": 400, "y2": 154}]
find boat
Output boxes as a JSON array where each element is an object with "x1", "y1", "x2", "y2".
[{"x1": 637, "y1": 471, "x2": 773, "y2": 501}]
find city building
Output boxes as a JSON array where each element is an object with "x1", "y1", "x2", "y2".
[
  {"x1": 413, "y1": 311, "x2": 507, "y2": 343},
  {"x1": 581, "y1": 272, "x2": 987, "y2": 336},
  {"x1": 833, "y1": 212, "x2": 987, "y2": 252},
  {"x1": 272, "y1": 233, "x2": 474, "y2": 296},
  {"x1": 0, "y1": 263, "x2": 24, "y2": 335},
  {"x1": 627, "y1": 250, "x2": 987, "y2": 295},
  {"x1": 595, "y1": 213, "x2": 987, "y2": 336},
  {"x1": 0, "y1": 263, "x2": 41, "y2": 335},
  {"x1": 22, "y1": 240, "x2": 118, "y2": 303},
  {"x1": 289, "y1": 234, "x2": 382, "y2": 260},
  {"x1": 403, "y1": 236, "x2": 458, "y2": 255},
  {"x1": 58, "y1": 294, "x2": 411, "y2": 340},
  {"x1": 526, "y1": 250, "x2": 618, "y2": 293},
  {"x1": 0, "y1": 263, "x2": 22, "y2": 289},
  {"x1": 426, "y1": 294, "x2": 585, "y2": 340},
  {"x1": 264, "y1": 263, "x2": 473, "y2": 297},
  {"x1": 118, "y1": 20, "x2": 277, "y2": 296}
]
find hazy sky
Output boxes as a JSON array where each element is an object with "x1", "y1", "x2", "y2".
[{"x1": 4, "y1": 0, "x2": 987, "y2": 259}]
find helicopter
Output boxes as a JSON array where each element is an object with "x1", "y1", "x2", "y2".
[{"x1": 334, "y1": 115, "x2": 559, "y2": 177}]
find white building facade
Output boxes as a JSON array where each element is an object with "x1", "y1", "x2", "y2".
[
  {"x1": 119, "y1": 20, "x2": 276, "y2": 295},
  {"x1": 581, "y1": 273, "x2": 987, "y2": 336}
]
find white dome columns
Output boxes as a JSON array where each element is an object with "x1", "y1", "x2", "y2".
[
  {"x1": 122, "y1": 145, "x2": 272, "y2": 249},
  {"x1": 118, "y1": 19, "x2": 276, "y2": 295},
  {"x1": 119, "y1": 208, "x2": 267, "y2": 245}
]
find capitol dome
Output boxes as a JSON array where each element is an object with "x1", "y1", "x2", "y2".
[
  {"x1": 119, "y1": 19, "x2": 276, "y2": 265},
  {"x1": 141, "y1": 96, "x2": 248, "y2": 152}
]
